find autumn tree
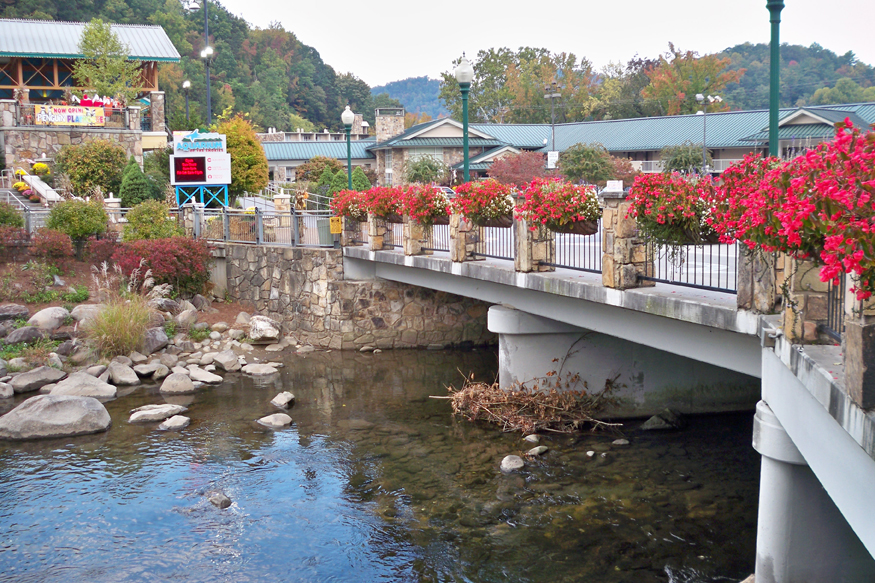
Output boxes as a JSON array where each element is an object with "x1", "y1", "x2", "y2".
[
  {"x1": 607, "y1": 156, "x2": 642, "y2": 189},
  {"x1": 487, "y1": 151, "x2": 555, "y2": 186},
  {"x1": 296, "y1": 156, "x2": 344, "y2": 182},
  {"x1": 558, "y1": 143, "x2": 614, "y2": 184},
  {"x1": 641, "y1": 43, "x2": 745, "y2": 115},
  {"x1": 73, "y1": 19, "x2": 143, "y2": 104},
  {"x1": 404, "y1": 111, "x2": 433, "y2": 128},
  {"x1": 216, "y1": 114, "x2": 268, "y2": 200}
]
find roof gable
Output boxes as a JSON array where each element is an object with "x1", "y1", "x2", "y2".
[{"x1": 405, "y1": 117, "x2": 493, "y2": 140}]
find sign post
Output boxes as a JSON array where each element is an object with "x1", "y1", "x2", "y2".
[{"x1": 170, "y1": 130, "x2": 231, "y2": 207}]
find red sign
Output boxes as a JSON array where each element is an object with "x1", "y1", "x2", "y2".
[{"x1": 173, "y1": 156, "x2": 207, "y2": 183}]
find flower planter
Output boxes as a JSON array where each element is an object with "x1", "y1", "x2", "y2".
[
  {"x1": 430, "y1": 214, "x2": 450, "y2": 226},
  {"x1": 679, "y1": 227, "x2": 720, "y2": 245},
  {"x1": 547, "y1": 219, "x2": 598, "y2": 236},
  {"x1": 472, "y1": 215, "x2": 513, "y2": 228},
  {"x1": 378, "y1": 212, "x2": 404, "y2": 224}
]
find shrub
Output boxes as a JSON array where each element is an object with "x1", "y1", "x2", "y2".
[
  {"x1": 83, "y1": 295, "x2": 152, "y2": 357},
  {"x1": 54, "y1": 138, "x2": 127, "y2": 196},
  {"x1": 119, "y1": 161, "x2": 152, "y2": 208},
  {"x1": 0, "y1": 226, "x2": 29, "y2": 262},
  {"x1": 403, "y1": 156, "x2": 447, "y2": 185},
  {"x1": 558, "y1": 143, "x2": 615, "y2": 185},
  {"x1": 31, "y1": 229, "x2": 74, "y2": 269},
  {"x1": 188, "y1": 326, "x2": 211, "y2": 342},
  {"x1": 351, "y1": 166, "x2": 371, "y2": 191},
  {"x1": 46, "y1": 199, "x2": 108, "y2": 242},
  {"x1": 0, "y1": 201, "x2": 23, "y2": 227},
  {"x1": 85, "y1": 236, "x2": 121, "y2": 266},
  {"x1": 296, "y1": 156, "x2": 344, "y2": 182},
  {"x1": 113, "y1": 237, "x2": 212, "y2": 295},
  {"x1": 122, "y1": 200, "x2": 181, "y2": 241}
]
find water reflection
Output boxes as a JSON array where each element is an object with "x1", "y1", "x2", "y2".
[{"x1": 0, "y1": 348, "x2": 756, "y2": 582}]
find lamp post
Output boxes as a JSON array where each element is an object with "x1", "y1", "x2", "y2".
[
  {"x1": 200, "y1": 46, "x2": 214, "y2": 125},
  {"x1": 182, "y1": 80, "x2": 191, "y2": 124},
  {"x1": 454, "y1": 53, "x2": 474, "y2": 182},
  {"x1": 544, "y1": 81, "x2": 561, "y2": 152},
  {"x1": 766, "y1": 0, "x2": 785, "y2": 158},
  {"x1": 695, "y1": 93, "x2": 722, "y2": 174},
  {"x1": 341, "y1": 105, "x2": 355, "y2": 189}
]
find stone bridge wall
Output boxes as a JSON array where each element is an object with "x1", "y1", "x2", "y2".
[{"x1": 222, "y1": 243, "x2": 495, "y2": 350}]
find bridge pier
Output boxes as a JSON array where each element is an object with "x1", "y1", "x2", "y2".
[
  {"x1": 489, "y1": 305, "x2": 759, "y2": 418},
  {"x1": 752, "y1": 400, "x2": 875, "y2": 583}
]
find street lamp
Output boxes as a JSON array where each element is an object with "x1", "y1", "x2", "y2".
[
  {"x1": 544, "y1": 81, "x2": 561, "y2": 153},
  {"x1": 766, "y1": 0, "x2": 785, "y2": 158},
  {"x1": 454, "y1": 53, "x2": 474, "y2": 182},
  {"x1": 695, "y1": 93, "x2": 722, "y2": 174},
  {"x1": 200, "y1": 46, "x2": 214, "y2": 125},
  {"x1": 341, "y1": 105, "x2": 355, "y2": 189},
  {"x1": 182, "y1": 80, "x2": 191, "y2": 124}
]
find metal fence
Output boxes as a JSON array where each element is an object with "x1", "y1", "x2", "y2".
[
  {"x1": 423, "y1": 223, "x2": 451, "y2": 253},
  {"x1": 387, "y1": 222, "x2": 403, "y2": 249},
  {"x1": 543, "y1": 221, "x2": 603, "y2": 273},
  {"x1": 640, "y1": 241, "x2": 739, "y2": 294},
  {"x1": 198, "y1": 207, "x2": 336, "y2": 248},
  {"x1": 474, "y1": 225, "x2": 515, "y2": 261},
  {"x1": 822, "y1": 275, "x2": 846, "y2": 343}
]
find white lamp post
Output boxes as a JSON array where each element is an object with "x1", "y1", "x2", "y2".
[
  {"x1": 695, "y1": 93, "x2": 722, "y2": 174},
  {"x1": 341, "y1": 105, "x2": 355, "y2": 189}
]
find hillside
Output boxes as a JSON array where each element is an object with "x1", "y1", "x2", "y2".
[{"x1": 371, "y1": 77, "x2": 448, "y2": 119}]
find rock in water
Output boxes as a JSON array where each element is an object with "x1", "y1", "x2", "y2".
[
  {"x1": 0, "y1": 382, "x2": 13, "y2": 398},
  {"x1": 526, "y1": 446, "x2": 549, "y2": 456},
  {"x1": 500, "y1": 455, "x2": 525, "y2": 473},
  {"x1": 612, "y1": 438, "x2": 630, "y2": 446},
  {"x1": 241, "y1": 363, "x2": 278, "y2": 376},
  {"x1": 107, "y1": 362, "x2": 140, "y2": 386},
  {"x1": 187, "y1": 365, "x2": 223, "y2": 384},
  {"x1": 270, "y1": 391, "x2": 295, "y2": 409},
  {"x1": 0, "y1": 395, "x2": 111, "y2": 440},
  {"x1": 157, "y1": 415, "x2": 190, "y2": 430},
  {"x1": 159, "y1": 373, "x2": 196, "y2": 394},
  {"x1": 523, "y1": 434, "x2": 540, "y2": 444},
  {"x1": 209, "y1": 493, "x2": 232, "y2": 509},
  {"x1": 27, "y1": 307, "x2": 70, "y2": 331},
  {"x1": 248, "y1": 315, "x2": 281, "y2": 343},
  {"x1": 129, "y1": 404, "x2": 188, "y2": 423},
  {"x1": 51, "y1": 372, "x2": 117, "y2": 398},
  {"x1": 9, "y1": 366, "x2": 67, "y2": 394},
  {"x1": 212, "y1": 350, "x2": 241, "y2": 372},
  {"x1": 257, "y1": 413, "x2": 292, "y2": 428},
  {"x1": 133, "y1": 363, "x2": 161, "y2": 377},
  {"x1": 641, "y1": 409, "x2": 686, "y2": 431}
]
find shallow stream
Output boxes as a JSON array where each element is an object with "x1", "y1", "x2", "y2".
[{"x1": 0, "y1": 349, "x2": 759, "y2": 582}]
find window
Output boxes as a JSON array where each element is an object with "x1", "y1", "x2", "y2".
[{"x1": 408, "y1": 147, "x2": 443, "y2": 162}]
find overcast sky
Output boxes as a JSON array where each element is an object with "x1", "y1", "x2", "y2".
[{"x1": 217, "y1": 0, "x2": 875, "y2": 87}]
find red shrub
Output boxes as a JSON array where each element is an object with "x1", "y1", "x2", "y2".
[
  {"x1": 113, "y1": 236, "x2": 212, "y2": 295},
  {"x1": 85, "y1": 236, "x2": 121, "y2": 267},
  {"x1": 0, "y1": 226, "x2": 30, "y2": 263},
  {"x1": 31, "y1": 228, "x2": 74, "y2": 268}
]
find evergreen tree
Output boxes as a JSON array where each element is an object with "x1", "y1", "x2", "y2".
[
  {"x1": 329, "y1": 169, "x2": 347, "y2": 196},
  {"x1": 119, "y1": 162, "x2": 151, "y2": 207},
  {"x1": 351, "y1": 166, "x2": 371, "y2": 191}
]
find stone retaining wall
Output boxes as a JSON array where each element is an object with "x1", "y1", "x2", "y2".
[{"x1": 223, "y1": 244, "x2": 495, "y2": 350}]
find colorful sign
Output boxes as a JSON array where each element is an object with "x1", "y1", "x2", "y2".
[
  {"x1": 173, "y1": 129, "x2": 227, "y2": 154},
  {"x1": 329, "y1": 216, "x2": 343, "y2": 234},
  {"x1": 170, "y1": 153, "x2": 231, "y2": 186},
  {"x1": 34, "y1": 105, "x2": 105, "y2": 126}
]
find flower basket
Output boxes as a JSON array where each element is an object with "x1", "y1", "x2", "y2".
[
  {"x1": 379, "y1": 212, "x2": 404, "y2": 224},
  {"x1": 431, "y1": 214, "x2": 450, "y2": 225},
  {"x1": 330, "y1": 189, "x2": 369, "y2": 222},
  {"x1": 452, "y1": 179, "x2": 516, "y2": 227},
  {"x1": 547, "y1": 219, "x2": 598, "y2": 235},
  {"x1": 473, "y1": 214, "x2": 514, "y2": 228},
  {"x1": 363, "y1": 186, "x2": 403, "y2": 220},
  {"x1": 401, "y1": 184, "x2": 451, "y2": 226},
  {"x1": 627, "y1": 173, "x2": 716, "y2": 249},
  {"x1": 516, "y1": 178, "x2": 602, "y2": 233}
]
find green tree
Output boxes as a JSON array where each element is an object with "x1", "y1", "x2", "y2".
[
  {"x1": 809, "y1": 77, "x2": 875, "y2": 105},
  {"x1": 54, "y1": 139, "x2": 127, "y2": 196},
  {"x1": 143, "y1": 147, "x2": 171, "y2": 200},
  {"x1": 351, "y1": 166, "x2": 371, "y2": 191},
  {"x1": 215, "y1": 114, "x2": 268, "y2": 201},
  {"x1": 123, "y1": 200, "x2": 182, "y2": 241},
  {"x1": 404, "y1": 156, "x2": 447, "y2": 185},
  {"x1": 46, "y1": 199, "x2": 107, "y2": 257},
  {"x1": 317, "y1": 167, "x2": 335, "y2": 188},
  {"x1": 73, "y1": 19, "x2": 143, "y2": 104},
  {"x1": 329, "y1": 169, "x2": 347, "y2": 196},
  {"x1": 296, "y1": 156, "x2": 343, "y2": 182},
  {"x1": 660, "y1": 142, "x2": 711, "y2": 174},
  {"x1": 119, "y1": 161, "x2": 152, "y2": 207},
  {"x1": 558, "y1": 143, "x2": 614, "y2": 184},
  {"x1": 289, "y1": 113, "x2": 316, "y2": 133}
]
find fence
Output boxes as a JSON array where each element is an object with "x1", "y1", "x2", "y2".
[
  {"x1": 640, "y1": 240, "x2": 739, "y2": 294},
  {"x1": 822, "y1": 275, "x2": 846, "y2": 342},
  {"x1": 542, "y1": 221, "x2": 603, "y2": 274},
  {"x1": 474, "y1": 225, "x2": 515, "y2": 261},
  {"x1": 197, "y1": 207, "x2": 336, "y2": 248},
  {"x1": 423, "y1": 223, "x2": 451, "y2": 253}
]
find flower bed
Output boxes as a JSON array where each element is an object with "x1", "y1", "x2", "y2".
[
  {"x1": 451, "y1": 179, "x2": 515, "y2": 227},
  {"x1": 515, "y1": 178, "x2": 601, "y2": 233}
]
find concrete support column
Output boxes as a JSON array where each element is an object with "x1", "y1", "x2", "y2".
[
  {"x1": 753, "y1": 401, "x2": 875, "y2": 582},
  {"x1": 403, "y1": 216, "x2": 433, "y2": 256},
  {"x1": 843, "y1": 277, "x2": 875, "y2": 409},
  {"x1": 450, "y1": 213, "x2": 477, "y2": 262},
  {"x1": 600, "y1": 189, "x2": 652, "y2": 289},
  {"x1": 341, "y1": 217, "x2": 364, "y2": 247},
  {"x1": 515, "y1": 217, "x2": 554, "y2": 273},
  {"x1": 367, "y1": 213, "x2": 393, "y2": 251},
  {"x1": 782, "y1": 259, "x2": 829, "y2": 342}
]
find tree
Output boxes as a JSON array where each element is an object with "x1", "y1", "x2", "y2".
[
  {"x1": 73, "y1": 19, "x2": 143, "y2": 104},
  {"x1": 809, "y1": 78, "x2": 875, "y2": 105},
  {"x1": 404, "y1": 156, "x2": 447, "y2": 185},
  {"x1": 54, "y1": 139, "x2": 127, "y2": 196},
  {"x1": 329, "y1": 170, "x2": 347, "y2": 196},
  {"x1": 215, "y1": 114, "x2": 268, "y2": 200},
  {"x1": 607, "y1": 156, "x2": 642, "y2": 189},
  {"x1": 296, "y1": 156, "x2": 344, "y2": 182},
  {"x1": 404, "y1": 111, "x2": 432, "y2": 128},
  {"x1": 351, "y1": 166, "x2": 371, "y2": 191},
  {"x1": 119, "y1": 162, "x2": 152, "y2": 207},
  {"x1": 641, "y1": 43, "x2": 745, "y2": 115},
  {"x1": 289, "y1": 113, "x2": 316, "y2": 133},
  {"x1": 660, "y1": 141, "x2": 711, "y2": 174},
  {"x1": 558, "y1": 143, "x2": 614, "y2": 184},
  {"x1": 487, "y1": 151, "x2": 555, "y2": 185}
]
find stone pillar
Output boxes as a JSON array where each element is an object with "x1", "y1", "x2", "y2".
[
  {"x1": 403, "y1": 216, "x2": 433, "y2": 256},
  {"x1": 104, "y1": 197, "x2": 123, "y2": 235},
  {"x1": 450, "y1": 213, "x2": 478, "y2": 262},
  {"x1": 0, "y1": 99, "x2": 16, "y2": 128},
  {"x1": 753, "y1": 401, "x2": 875, "y2": 582},
  {"x1": 367, "y1": 213, "x2": 392, "y2": 251},
  {"x1": 737, "y1": 248, "x2": 778, "y2": 313},
  {"x1": 181, "y1": 202, "x2": 204, "y2": 238},
  {"x1": 342, "y1": 217, "x2": 364, "y2": 247},
  {"x1": 273, "y1": 192, "x2": 291, "y2": 227},
  {"x1": 515, "y1": 218, "x2": 554, "y2": 273},
  {"x1": 843, "y1": 277, "x2": 875, "y2": 409},
  {"x1": 127, "y1": 106, "x2": 141, "y2": 131},
  {"x1": 782, "y1": 259, "x2": 829, "y2": 342},
  {"x1": 600, "y1": 189, "x2": 652, "y2": 289},
  {"x1": 149, "y1": 91, "x2": 165, "y2": 132}
]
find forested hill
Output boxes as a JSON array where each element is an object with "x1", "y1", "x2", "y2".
[
  {"x1": 718, "y1": 42, "x2": 875, "y2": 110},
  {"x1": 370, "y1": 77, "x2": 448, "y2": 119},
  {"x1": 1, "y1": 0, "x2": 394, "y2": 133}
]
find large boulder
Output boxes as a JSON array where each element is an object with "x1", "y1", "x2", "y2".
[
  {"x1": 187, "y1": 365, "x2": 223, "y2": 384},
  {"x1": 27, "y1": 307, "x2": 70, "y2": 332},
  {"x1": 0, "y1": 303, "x2": 28, "y2": 321},
  {"x1": 129, "y1": 403, "x2": 188, "y2": 423},
  {"x1": 212, "y1": 350, "x2": 241, "y2": 372},
  {"x1": 50, "y1": 372, "x2": 117, "y2": 398},
  {"x1": 158, "y1": 415, "x2": 190, "y2": 431},
  {"x1": 9, "y1": 366, "x2": 67, "y2": 394},
  {"x1": 70, "y1": 304, "x2": 104, "y2": 324},
  {"x1": 159, "y1": 373, "x2": 196, "y2": 394},
  {"x1": 257, "y1": 413, "x2": 292, "y2": 428},
  {"x1": 142, "y1": 327, "x2": 169, "y2": 355},
  {"x1": 270, "y1": 391, "x2": 295, "y2": 409},
  {"x1": 107, "y1": 362, "x2": 140, "y2": 386},
  {"x1": 0, "y1": 395, "x2": 111, "y2": 440},
  {"x1": 149, "y1": 298, "x2": 180, "y2": 314},
  {"x1": 248, "y1": 315, "x2": 281, "y2": 343},
  {"x1": 4, "y1": 326, "x2": 45, "y2": 345},
  {"x1": 175, "y1": 309, "x2": 198, "y2": 328},
  {"x1": 191, "y1": 294, "x2": 211, "y2": 312}
]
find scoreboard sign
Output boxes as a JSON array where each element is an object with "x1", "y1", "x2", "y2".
[{"x1": 170, "y1": 153, "x2": 231, "y2": 186}]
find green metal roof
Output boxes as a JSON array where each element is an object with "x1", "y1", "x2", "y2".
[
  {"x1": 263, "y1": 140, "x2": 376, "y2": 162},
  {"x1": 469, "y1": 123, "x2": 552, "y2": 150},
  {"x1": 0, "y1": 19, "x2": 181, "y2": 62},
  {"x1": 741, "y1": 123, "x2": 843, "y2": 143},
  {"x1": 370, "y1": 137, "x2": 505, "y2": 149}
]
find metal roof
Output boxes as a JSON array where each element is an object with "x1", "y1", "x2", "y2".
[
  {"x1": 741, "y1": 124, "x2": 846, "y2": 143},
  {"x1": 0, "y1": 19, "x2": 181, "y2": 61},
  {"x1": 263, "y1": 140, "x2": 376, "y2": 162},
  {"x1": 369, "y1": 137, "x2": 505, "y2": 150},
  {"x1": 470, "y1": 123, "x2": 552, "y2": 150}
]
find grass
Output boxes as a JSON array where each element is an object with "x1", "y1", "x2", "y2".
[
  {"x1": 163, "y1": 321, "x2": 178, "y2": 338},
  {"x1": 0, "y1": 338, "x2": 62, "y2": 364},
  {"x1": 188, "y1": 326, "x2": 212, "y2": 342},
  {"x1": 82, "y1": 296, "x2": 153, "y2": 357}
]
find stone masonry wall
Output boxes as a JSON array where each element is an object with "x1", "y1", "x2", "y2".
[
  {"x1": 1, "y1": 126, "x2": 143, "y2": 170},
  {"x1": 224, "y1": 244, "x2": 495, "y2": 350}
]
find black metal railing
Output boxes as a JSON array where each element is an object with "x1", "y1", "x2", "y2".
[
  {"x1": 388, "y1": 222, "x2": 403, "y2": 248},
  {"x1": 640, "y1": 240, "x2": 739, "y2": 294},
  {"x1": 199, "y1": 207, "x2": 335, "y2": 248},
  {"x1": 422, "y1": 223, "x2": 451, "y2": 253},
  {"x1": 822, "y1": 274, "x2": 846, "y2": 342},
  {"x1": 542, "y1": 221, "x2": 603, "y2": 274},
  {"x1": 473, "y1": 225, "x2": 515, "y2": 261}
]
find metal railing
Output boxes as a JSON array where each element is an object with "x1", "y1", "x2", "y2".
[
  {"x1": 198, "y1": 207, "x2": 336, "y2": 248},
  {"x1": 422, "y1": 223, "x2": 451, "y2": 253},
  {"x1": 388, "y1": 222, "x2": 403, "y2": 248},
  {"x1": 640, "y1": 240, "x2": 739, "y2": 293},
  {"x1": 822, "y1": 275, "x2": 846, "y2": 343},
  {"x1": 542, "y1": 221, "x2": 603, "y2": 273},
  {"x1": 474, "y1": 224, "x2": 515, "y2": 261}
]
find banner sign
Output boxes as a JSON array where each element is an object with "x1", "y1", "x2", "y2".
[
  {"x1": 34, "y1": 105, "x2": 105, "y2": 126},
  {"x1": 173, "y1": 129, "x2": 227, "y2": 154},
  {"x1": 170, "y1": 153, "x2": 231, "y2": 186}
]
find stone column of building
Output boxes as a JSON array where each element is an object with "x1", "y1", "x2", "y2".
[
  {"x1": 514, "y1": 216, "x2": 554, "y2": 273},
  {"x1": 737, "y1": 249, "x2": 779, "y2": 313},
  {"x1": 127, "y1": 106, "x2": 141, "y2": 131},
  {"x1": 781, "y1": 259, "x2": 829, "y2": 342},
  {"x1": 181, "y1": 201, "x2": 205, "y2": 238},
  {"x1": 843, "y1": 277, "x2": 875, "y2": 409},
  {"x1": 450, "y1": 214, "x2": 477, "y2": 262},
  {"x1": 752, "y1": 401, "x2": 875, "y2": 582},
  {"x1": 149, "y1": 92, "x2": 165, "y2": 133},
  {"x1": 341, "y1": 217, "x2": 364, "y2": 247},
  {"x1": 402, "y1": 216, "x2": 433, "y2": 256},
  {"x1": 367, "y1": 214, "x2": 393, "y2": 251},
  {"x1": 600, "y1": 189, "x2": 652, "y2": 290}
]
